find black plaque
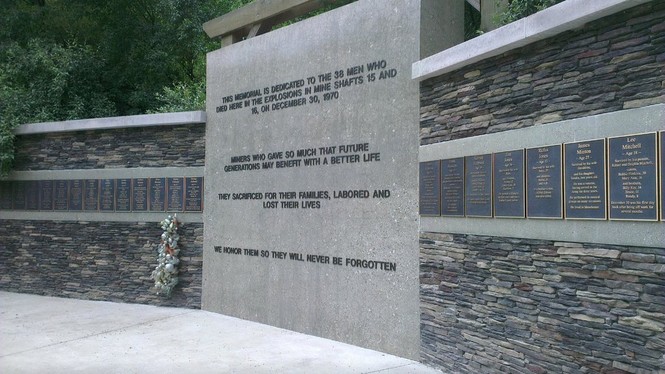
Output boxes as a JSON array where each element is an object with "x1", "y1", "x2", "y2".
[
  {"x1": 526, "y1": 145, "x2": 563, "y2": 219},
  {"x1": 465, "y1": 154, "x2": 492, "y2": 217},
  {"x1": 54, "y1": 180, "x2": 69, "y2": 211},
  {"x1": 132, "y1": 178, "x2": 148, "y2": 211},
  {"x1": 419, "y1": 161, "x2": 441, "y2": 216},
  {"x1": 184, "y1": 177, "x2": 203, "y2": 212},
  {"x1": 167, "y1": 177, "x2": 184, "y2": 212},
  {"x1": 150, "y1": 177, "x2": 166, "y2": 212},
  {"x1": 39, "y1": 180, "x2": 54, "y2": 210},
  {"x1": 441, "y1": 158, "x2": 464, "y2": 216},
  {"x1": 493, "y1": 150, "x2": 525, "y2": 218},
  {"x1": 116, "y1": 178, "x2": 131, "y2": 212},
  {"x1": 661, "y1": 131, "x2": 664, "y2": 221},
  {"x1": 99, "y1": 179, "x2": 115, "y2": 212},
  {"x1": 84, "y1": 179, "x2": 99, "y2": 211},
  {"x1": 564, "y1": 139, "x2": 607, "y2": 220},
  {"x1": 68, "y1": 179, "x2": 83, "y2": 211},
  {"x1": 25, "y1": 181, "x2": 40, "y2": 211},
  {"x1": 0, "y1": 181, "x2": 13, "y2": 210},
  {"x1": 12, "y1": 181, "x2": 27, "y2": 210},
  {"x1": 608, "y1": 133, "x2": 658, "y2": 221}
]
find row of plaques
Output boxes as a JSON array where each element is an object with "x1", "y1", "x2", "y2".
[
  {"x1": 420, "y1": 131, "x2": 664, "y2": 222},
  {"x1": 0, "y1": 177, "x2": 204, "y2": 213}
]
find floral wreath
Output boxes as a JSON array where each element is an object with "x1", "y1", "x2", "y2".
[{"x1": 151, "y1": 214, "x2": 180, "y2": 297}]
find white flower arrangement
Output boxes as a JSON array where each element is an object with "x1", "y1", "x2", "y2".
[{"x1": 150, "y1": 214, "x2": 180, "y2": 297}]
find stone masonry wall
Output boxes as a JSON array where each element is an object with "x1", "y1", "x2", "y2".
[
  {"x1": 420, "y1": 233, "x2": 664, "y2": 373},
  {"x1": 13, "y1": 124, "x2": 205, "y2": 170},
  {"x1": 420, "y1": 1, "x2": 664, "y2": 145},
  {"x1": 0, "y1": 220, "x2": 203, "y2": 308}
]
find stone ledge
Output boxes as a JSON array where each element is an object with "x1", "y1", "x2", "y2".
[{"x1": 412, "y1": 0, "x2": 651, "y2": 81}]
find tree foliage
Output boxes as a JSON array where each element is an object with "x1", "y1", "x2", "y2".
[{"x1": 497, "y1": 0, "x2": 565, "y2": 26}]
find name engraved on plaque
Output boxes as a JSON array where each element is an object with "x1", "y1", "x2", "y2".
[
  {"x1": 184, "y1": 177, "x2": 203, "y2": 212},
  {"x1": 149, "y1": 178, "x2": 166, "y2": 212},
  {"x1": 132, "y1": 178, "x2": 148, "y2": 211},
  {"x1": 26, "y1": 181, "x2": 40, "y2": 211},
  {"x1": 84, "y1": 179, "x2": 99, "y2": 211},
  {"x1": 99, "y1": 179, "x2": 115, "y2": 212},
  {"x1": 116, "y1": 178, "x2": 131, "y2": 212},
  {"x1": 167, "y1": 177, "x2": 184, "y2": 212},
  {"x1": 465, "y1": 154, "x2": 492, "y2": 217},
  {"x1": 419, "y1": 161, "x2": 440, "y2": 216},
  {"x1": 0, "y1": 181, "x2": 13, "y2": 210},
  {"x1": 564, "y1": 139, "x2": 607, "y2": 220},
  {"x1": 69, "y1": 179, "x2": 83, "y2": 211},
  {"x1": 608, "y1": 133, "x2": 658, "y2": 221},
  {"x1": 12, "y1": 181, "x2": 27, "y2": 210},
  {"x1": 493, "y1": 150, "x2": 525, "y2": 218},
  {"x1": 526, "y1": 145, "x2": 563, "y2": 219},
  {"x1": 54, "y1": 180, "x2": 69, "y2": 211},
  {"x1": 441, "y1": 158, "x2": 464, "y2": 216},
  {"x1": 39, "y1": 180, "x2": 54, "y2": 210}
]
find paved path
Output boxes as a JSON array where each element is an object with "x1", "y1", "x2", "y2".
[{"x1": 0, "y1": 292, "x2": 442, "y2": 374}]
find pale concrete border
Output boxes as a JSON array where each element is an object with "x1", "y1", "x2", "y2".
[
  {"x1": 412, "y1": 0, "x2": 652, "y2": 81},
  {"x1": 14, "y1": 111, "x2": 206, "y2": 135},
  {"x1": 419, "y1": 104, "x2": 665, "y2": 248},
  {"x1": 0, "y1": 211, "x2": 203, "y2": 223}
]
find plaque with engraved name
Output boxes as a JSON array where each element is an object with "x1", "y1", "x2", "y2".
[
  {"x1": 441, "y1": 158, "x2": 464, "y2": 216},
  {"x1": 608, "y1": 133, "x2": 658, "y2": 221},
  {"x1": 0, "y1": 181, "x2": 13, "y2": 210},
  {"x1": 54, "y1": 180, "x2": 69, "y2": 211},
  {"x1": 39, "y1": 180, "x2": 54, "y2": 210},
  {"x1": 68, "y1": 179, "x2": 83, "y2": 211},
  {"x1": 83, "y1": 179, "x2": 99, "y2": 211},
  {"x1": 564, "y1": 139, "x2": 607, "y2": 220},
  {"x1": 167, "y1": 177, "x2": 184, "y2": 212},
  {"x1": 25, "y1": 181, "x2": 40, "y2": 211},
  {"x1": 184, "y1": 177, "x2": 203, "y2": 212},
  {"x1": 99, "y1": 179, "x2": 115, "y2": 211},
  {"x1": 116, "y1": 178, "x2": 131, "y2": 212},
  {"x1": 12, "y1": 181, "x2": 27, "y2": 210},
  {"x1": 419, "y1": 161, "x2": 440, "y2": 216},
  {"x1": 526, "y1": 145, "x2": 563, "y2": 219},
  {"x1": 149, "y1": 177, "x2": 166, "y2": 212},
  {"x1": 465, "y1": 154, "x2": 492, "y2": 217},
  {"x1": 493, "y1": 150, "x2": 525, "y2": 218},
  {"x1": 132, "y1": 178, "x2": 148, "y2": 211},
  {"x1": 661, "y1": 131, "x2": 664, "y2": 221}
]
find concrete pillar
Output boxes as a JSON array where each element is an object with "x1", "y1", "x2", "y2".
[{"x1": 420, "y1": 0, "x2": 465, "y2": 58}]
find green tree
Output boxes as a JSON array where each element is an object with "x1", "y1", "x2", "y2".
[{"x1": 497, "y1": 0, "x2": 564, "y2": 26}]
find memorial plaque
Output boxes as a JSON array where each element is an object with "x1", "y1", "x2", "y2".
[
  {"x1": 203, "y1": 0, "x2": 424, "y2": 358},
  {"x1": 0, "y1": 181, "x2": 13, "y2": 210},
  {"x1": 12, "y1": 181, "x2": 27, "y2": 210},
  {"x1": 132, "y1": 178, "x2": 148, "y2": 211},
  {"x1": 493, "y1": 150, "x2": 525, "y2": 218},
  {"x1": 149, "y1": 177, "x2": 166, "y2": 212},
  {"x1": 25, "y1": 181, "x2": 40, "y2": 211},
  {"x1": 83, "y1": 179, "x2": 99, "y2": 211},
  {"x1": 526, "y1": 145, "x2": 563, "y2": 218},
  {"x1": 167, "y1": 177, "x2": 184, "y2": 212},
  {"x1": 440, "y1": 158, "x2": 465, "y2": 216},
  {"x1": 661, "y1": 131, "x2": 664, "y2": 221},
  {"x1": 419, "y1": 161, "x2": 440, "y2": 216},
  {"x1": 99, "y1": 179, "x2": 115, "y2": 212},
  {"x1": 564, "y1": 139, "x2": 606, "y2": 220},
  {"x1": 39, "y1": 180, "x2": 54, "y2": 210},
  {"x1": 115, "y1": 178, "x2": 131, "y2": 212},
  {"x1": 184, "y1": 177, "x2": 203, "y2": 212},
  {"x1": 54, "y1": 180, "x2": 69, "y2": 211},
  {"x1": 68, "y1": 179, "x2": 83, "y2": 211},
  {"x1": 465, "y1": 154, "x2": 492, "y2": 217},
  {"x1": 608, "y1": 133, "x2": 658, "y2": 221}
]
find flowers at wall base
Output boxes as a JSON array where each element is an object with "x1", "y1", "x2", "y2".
[{"x1": 150, "y1": 214, "x2": 180, "y2": 297}]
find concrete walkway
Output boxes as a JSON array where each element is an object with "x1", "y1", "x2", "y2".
[{"x1": 0, "y1": 292, "x2": 442, "y2": 374}]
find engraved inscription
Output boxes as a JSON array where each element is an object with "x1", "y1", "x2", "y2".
[
  {"x1": 493, "y1": 150, "x2": 525, "y2": 218},
  {"x1": 465, "y1": 154, "x2": 492, "y2": 217},
  {"x1": 440, "y1": 158, "x2": 464, "y2": 216},
  {"x1": 526, "y1": 145, "x2": 563, "y2": 218},
  {"x1": 564, "y1": 139, "x2": 607, "y2": 220},
  {"x1": 419, "y1": 161, "x2": 440, "y2": 216}
]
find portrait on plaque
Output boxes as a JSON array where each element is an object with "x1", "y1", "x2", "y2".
[
  {"x1": 493, "y1": 150, "x2": 525, "y2": 218},
  {"x1": 440, "y1": 158, "x2": 464, "y2": 216},
  {"x1": 608, "y1": 133, "x2": 658, "y2": 221},
  {"x1": 564, "y1": 139, "x2": 607, "y2": 220},
  {"x1": 526, "y1": 145, "x2": 563, "y2": 219},
  {"x1": 465, "y1": 154, "x2": 492, "y2": 217},
  {"x1": 419, "y1": 161, "x2": 440, "y2": 216}
]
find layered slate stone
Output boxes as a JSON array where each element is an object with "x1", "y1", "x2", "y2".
[{"x1": 203, "y1": 0, "x2": 422, "y2": 358}]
